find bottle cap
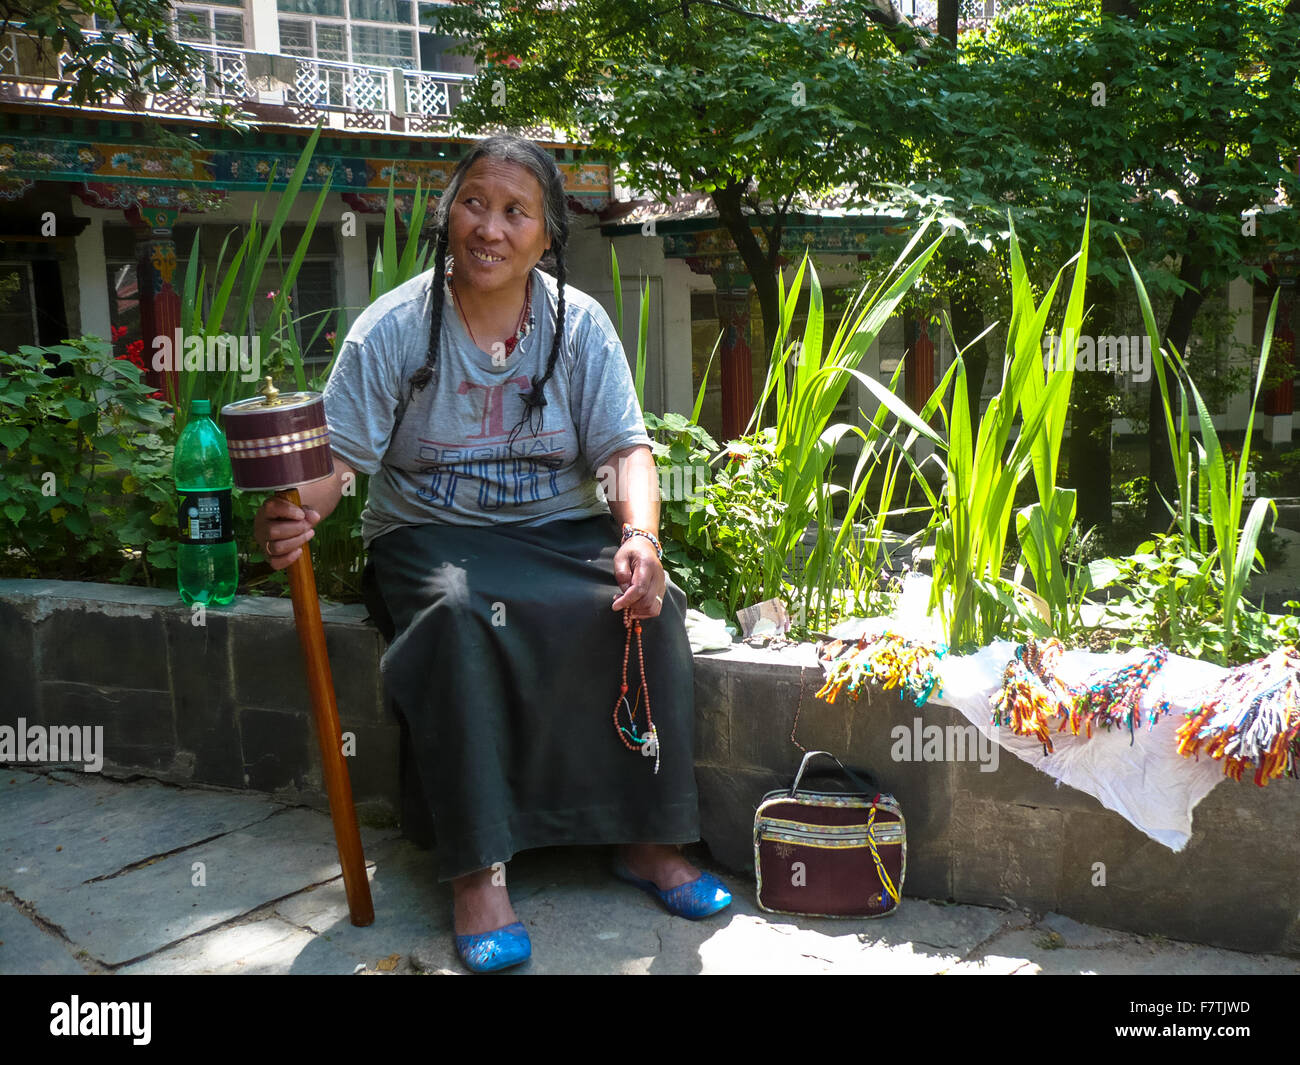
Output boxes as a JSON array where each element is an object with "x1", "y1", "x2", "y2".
[{"x1": 191, "y1": 399, "x2": 211, "y2": 415}]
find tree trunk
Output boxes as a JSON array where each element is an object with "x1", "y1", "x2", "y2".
[
  {"x1": 1069, "y1": 280, "x2": 1119, "y2": 531},
  {"x1": 937, "y1": 0, "x2": 959, "y2": 44},
  {"x1": 711, "y1": 180, "x2": 786, "y2": 431},
  {"x1": 710, "y1": 181, "x2": 781, "y2": 352}
]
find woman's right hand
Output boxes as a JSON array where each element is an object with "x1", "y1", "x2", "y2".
[{"x1": 253, "y1": 496, "x2": 322, "y2": 571}]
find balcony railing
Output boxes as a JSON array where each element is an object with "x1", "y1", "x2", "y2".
[
  {"x1": 894, "y1": 1, "x2": 1001, "y2": 28},
  {"x1": 0, "y1": 29, "x2": 472, "y2": 133}
]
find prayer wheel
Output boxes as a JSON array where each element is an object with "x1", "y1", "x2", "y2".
[
  {"x1": 221, "y1": 377, "x2": 375, "y2": 927},
  {"x1": 221, "y1": 378, "x2": 333, "y2": 491}
]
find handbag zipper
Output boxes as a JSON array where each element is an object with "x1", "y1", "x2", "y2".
[
  {"x1": 760, "y1": 788, "x2": 902, "y2": 812},
  {"x1": 757, "y1": 819, "x2": 904, "y2": 847}
]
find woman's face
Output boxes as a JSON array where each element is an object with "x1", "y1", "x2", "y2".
[{"x1": 447, "y1": 157, "x2": 552, "y2": 298}]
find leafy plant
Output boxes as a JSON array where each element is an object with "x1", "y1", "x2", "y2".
[
  {"x1": 172, "y1": 122, "x2": 333, "y2": 436},
  {"x1": 1089, "y1": 534, "x2": 1300, "y2": 664},
  {"x1": 1119, "y1": 244, "x2": 1282, "y2": 662},
  {"x1": 370, "y1": 176, "x2": 434, "y2": 303},
  {"x1": 742, "y1": 221, "x2": 947, "y2": 634},
  {"x1": 908, "y1": 213, "x2": 1089, "y2": 649},
  {"x1": 1118, "y1": 475, "x2": 1149, "y2": 510},
  {"x1": 1090, "y1": 535, "x2": 1221, "y2": 659},
  {"x1": 0, "y1": 338, "x2": 174, "y2": 583},
  {"x1": 614, "y1": 244, "x2": 728, "y2": 612}
]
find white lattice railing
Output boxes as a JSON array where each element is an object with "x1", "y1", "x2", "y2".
[
  {"x1": 0, "y1": 28, "x2": 472, "y2": 129},
  {"x1": 405, "y1": 69, "x2": 466, "y2": 119},
  {"x1": 195, "y1": 45, "x2": 250, "y2": 99},
  {"x1": 289, "y1": 55, "x2": 391, "y2": 112},
  {"x1": 895, "y1": 0, "x2": 1001, "y2": 27}
]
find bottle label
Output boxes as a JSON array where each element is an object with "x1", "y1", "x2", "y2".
[{"x1": 178, "y1": 490, "x2": 234, "y2": 545}]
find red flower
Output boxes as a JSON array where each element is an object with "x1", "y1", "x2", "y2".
[
  {"x1": 114, "y1": 340, "x2": 163, "y2": 399},
  {"x1": 111, "y1": 325, "x2": 127, "y2": 342}
]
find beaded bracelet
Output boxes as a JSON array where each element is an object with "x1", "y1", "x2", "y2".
[
  {"x1": 1177, "y1": 646, "x2": 1300, "y2": 786},
  {"x1": 992, "y1": 638, "x2": 1077, "y2": 753},
  {"x1": 815, "y1": 631, "x2": 947, "y2": 708},
  {"x1": 621, "y1": 523, "x2": 663, "y2": 560},
  {"x1": 1071, "y1": 645, "x2": 1172, "y2": 741}
]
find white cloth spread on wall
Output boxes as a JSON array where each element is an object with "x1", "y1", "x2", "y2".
[
  {"x1": 826, "y1": 587, "x2": 1229, "y2": 852},
  {"x1": 684, "y1": 609, "x2": 737, "y2": 653}
]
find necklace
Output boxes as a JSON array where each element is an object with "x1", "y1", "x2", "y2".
[
  {"x1": 447, "y1": 261, "x2": 534, "y2": 356},
  {"x1": 613, "y1": 608, "x2": 660, "y2": 773}
]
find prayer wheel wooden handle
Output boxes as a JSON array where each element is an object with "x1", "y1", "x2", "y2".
[{"x1": 277, "y1": 487, "x2": 375, "y2": 927}]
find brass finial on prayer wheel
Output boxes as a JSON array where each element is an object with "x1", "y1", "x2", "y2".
[{"x1": 258, "y1": 376, "x2": 281, "y2": 407}]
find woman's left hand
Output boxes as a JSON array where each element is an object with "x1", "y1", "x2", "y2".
[{"x1": 612, "y1": 538, "x2": 667, "y2": 619}]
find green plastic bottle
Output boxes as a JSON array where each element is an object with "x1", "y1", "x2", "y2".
[{"x1": 175, "y1": 399, "x2": 238, "y2": 605}]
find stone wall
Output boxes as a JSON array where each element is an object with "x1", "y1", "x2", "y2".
[
  {"x1": 2, "y1": 579, "x2": 1298, "y2": 955},
  {"x1": 694, "y1": 641, "x2": 1300, "y2": 957},
  {"x1": 0, "y1": 580, "x2": 398, "y2": 825}
]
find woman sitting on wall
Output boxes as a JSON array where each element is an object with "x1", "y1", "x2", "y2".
[{"x1": 252, "y1": 134, "x2": 731, "y2": 973}]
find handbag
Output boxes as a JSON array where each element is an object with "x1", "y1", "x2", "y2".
[{"x1": 754, "y1": 749, "x2": 906, "y2": 919}]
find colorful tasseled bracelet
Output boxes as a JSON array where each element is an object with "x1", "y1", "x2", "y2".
[{"x1": 621, "y1": 523, "x2": 663, "y2": 560}]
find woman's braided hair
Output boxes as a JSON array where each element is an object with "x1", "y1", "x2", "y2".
[{"x1": 407, "y1": 135, "x2": 570, "y2": 459}]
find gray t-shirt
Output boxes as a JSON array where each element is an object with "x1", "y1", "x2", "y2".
[{"x1": 322, "y1": 265, "x2": 652, "y2": 548}]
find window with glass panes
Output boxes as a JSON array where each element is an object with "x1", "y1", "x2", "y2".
[
  {"x1": 277, "y1": 0, "x2": 433, "y2": 71},
  {"x1": 173, "y1": 3, "x2": 247, "y2": 48},
  {"x1": 98, "y1": 3, "x2": 246, "y2": 48}
]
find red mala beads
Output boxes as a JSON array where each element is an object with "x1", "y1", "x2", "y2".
[{"x1": 613, "y1": 607, "x2": 660, "y2": 774}]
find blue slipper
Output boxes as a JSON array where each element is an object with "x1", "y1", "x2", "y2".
[
  {"x1": 613, "y1": 861, "x2": 733, "y2": 920},
  {"x1": 454, "y1": 921, "x2": 531, "y2": 973}
]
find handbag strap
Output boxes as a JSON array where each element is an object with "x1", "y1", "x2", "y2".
[
  {"x1": 790, "y1": 749, "x2": 878, "y2": 798},
  {"x1": 864, "y1": 806, "x2": 900, "y2": 905},
  {"x1": 787, "y1": 752, "x2": 900, "y2": 908}
]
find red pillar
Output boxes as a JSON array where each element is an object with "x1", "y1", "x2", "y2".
[
  {"x1": 128, "y1": 204, "x2": 182, "y2": 405},
  {"x1": 716, "y1": 288, "x2": 755, "y2": 441},
  {"x1": 905, "y1": 314, "x2": 936, "y2": 411}
]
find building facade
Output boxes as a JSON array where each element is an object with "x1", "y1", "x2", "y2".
[{"x1": 0, "y1": 1, "x2": 1294, "y2": 453}]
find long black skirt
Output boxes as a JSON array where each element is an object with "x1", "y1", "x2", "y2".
[{"x1": 363, "y1": 513, "x2": 701, "y2": 882}]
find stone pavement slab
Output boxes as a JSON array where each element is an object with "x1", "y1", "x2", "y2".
[
  {"x1": 122, "y1": 837, "x2": 445, "y2": 975},
  {"x1": 955, "y1": 926, "x2": 1300, "y2": 976},
  {"x1": 224, "y1": 842, "x2": 1026, "y2": 976},
  {"x1": 4, "y1": 768, "x2": 1299, "y2": 976},
  {"x1": 29, "y1": 805, "x2": 398, "y2": 967},
  {"x1": 1038, "y1": 911, "x2": 1130, "y2": 949},
  {"x1": 0, "y1": 898, "x2": 85, "y2": 975},
  {"x1": 0, "y1": 769, "x2": 280, "y2": 903},
  {"x1": 117, "y1": 915, "x2": 319, "y2": 976}
]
